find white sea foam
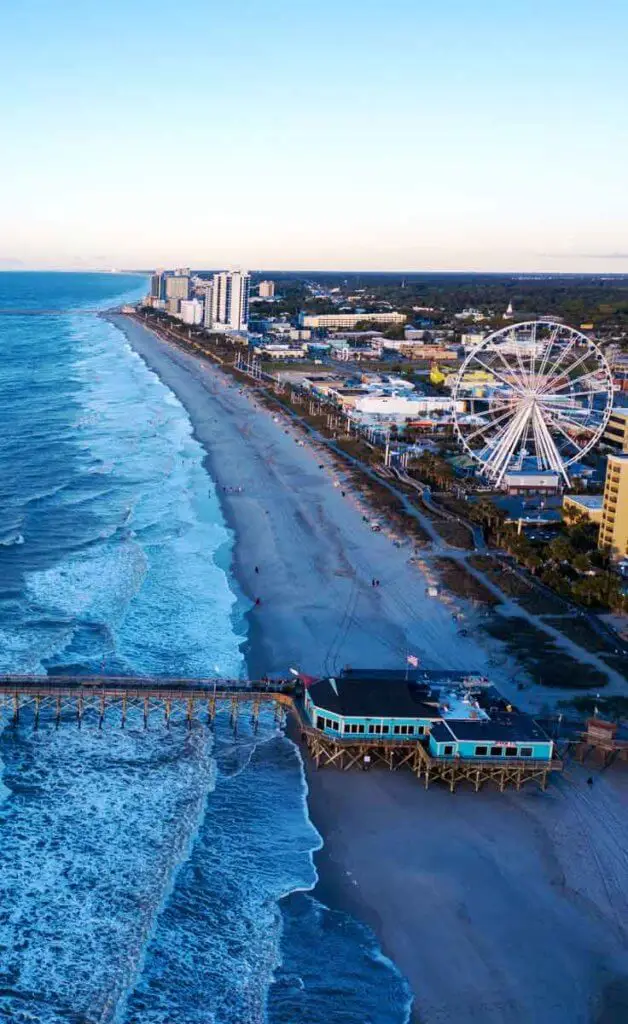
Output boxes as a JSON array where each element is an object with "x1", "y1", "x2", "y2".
[
  {"x1": 0, "y1": 532, "x2": 24, "y2": 546},
  {"x1": 0, "y1": 720, "x2": 218, "y2": 1022}
]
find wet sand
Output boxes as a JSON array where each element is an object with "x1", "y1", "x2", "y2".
[{"x1": 112, "y1": 314, "x2": 628, "y2": 1024}]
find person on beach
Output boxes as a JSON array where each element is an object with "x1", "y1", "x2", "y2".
[{"x1": 254, "y1": 566, "x2": 259, "y2": 574}]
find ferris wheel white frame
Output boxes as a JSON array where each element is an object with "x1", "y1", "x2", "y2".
[{"x1": 452, "y1": 320, "x2": 614, "y2": 487}]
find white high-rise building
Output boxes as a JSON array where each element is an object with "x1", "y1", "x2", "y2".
[
  {"x1": 211, "y1": 270, "x2": 250, "y2": 331},
  {"x1": 180, "y1": 299, "x2": 204, "y2": 325}
]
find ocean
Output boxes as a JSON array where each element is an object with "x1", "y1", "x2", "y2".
[{"x1": 0, "y1": 273, "x2": 412, "y2": 1023}]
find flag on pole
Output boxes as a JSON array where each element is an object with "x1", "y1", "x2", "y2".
[{"x1": 407, "y1": 654, "x2": 419, "y2": 668}]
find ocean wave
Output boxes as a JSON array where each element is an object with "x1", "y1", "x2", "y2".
[{"x1": 0, "y1": 532, "x2": 24, "y2": 546}]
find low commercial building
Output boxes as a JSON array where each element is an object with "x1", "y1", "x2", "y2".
[
  {"x1": 302, "y1": 670, "x2": 557, "y2": 790},
  {"x1": 352, "y1": 394, "x2": 462, "y2": 419},
  {"x1": 380, "y1": 340, "x2": 458, "y2": 361},
  {"x1": 599, "y1": 453, "x2": 628, "y2": 558},
  {"x1": 501, "y1": 470, "x2": 561, "y2": 496},
  {"x1": 563, "y1": 494, "x2": 604, "y2": 525},
  {"x1": 252, "y1": 343, "x2": 306, "y2": 360},
  {"x1": 603, "y1": 409, "x2": 628, "y2": 452},
  {"x1": 299, "y1": 311, "x2": 406, "y2": 330},
  {"x1": 444, "y1": 368, "x2": 495, "y2": 394}
]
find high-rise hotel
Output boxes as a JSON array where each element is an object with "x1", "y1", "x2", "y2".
[
  {"x1": 211, "y1": 270, "x2": 250, "y2": 332},
  {"x1": 599, "y1": 453, "x2": 628, "y2": 558}
]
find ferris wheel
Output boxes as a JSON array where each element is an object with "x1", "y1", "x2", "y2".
[{"x1": 452, "y1": 320, "x2": 613, "y2": 487}]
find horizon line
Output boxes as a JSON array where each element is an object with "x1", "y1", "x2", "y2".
[{"x1": 2, "y1": 267, "x2": 628, "y2": 278}]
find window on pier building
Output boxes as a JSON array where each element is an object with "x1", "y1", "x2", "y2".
[
  {"x1": 475, "y1": 745, "x2": 488, "y2": 756},
  {"x1": 520, "y1": 746, "x2": 533, "y2": 757},
  {"x1": 316, "y1": 716, "x2": 325, "y2": 729},
  {"x1": 506, "y1": 746, "x2": 517, "y2": 757},
  {"x1": 443, "y1": 745, "x2": 454, "y2": 756},
  {"x1": 490, "y1": 746, "x2": 503, "y2": 756}
]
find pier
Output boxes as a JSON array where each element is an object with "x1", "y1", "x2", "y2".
[
  {"x1": 0, "y1": 674, "x2": 565, "y2": 791},
  {"x1": 0, "y1": 676, "x2": 292, "y2": 730}
]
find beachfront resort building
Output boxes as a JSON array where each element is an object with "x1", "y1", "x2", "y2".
[
  {"x1": 258, "y1": 280, "x2": 275, "y2": 298},
  {"x1": 302, "y1": 670, "x2": 558, "y2": 790},
  {"x1": 599, "y1": 453, "x2": 628, "y2": 558},
  {"x1": 299, "y1": 312, "x2": 406, "y2": 330},
  {"x1": 211, "y1": 270, "x2": 251, "y2": 332},
  {"x1": 179, "y1": 299, "x2": 204, "y2": 326},
  {"x1": 165, "y1": 274, "x2": 191, "y2": 301}
]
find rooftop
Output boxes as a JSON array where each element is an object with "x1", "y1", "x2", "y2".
[
  {"x1": 307, "y1": 676, "x2": 441, "y2": 720},
  {"x1": 308, "y1": 670, "x2": 492, "y2": 722},
  {"x1": 435, "y1": 714, "x2": 552, "y2": 745},
  {"x1": 565, "y1": 494, "x2": 604, "y2": 509}
]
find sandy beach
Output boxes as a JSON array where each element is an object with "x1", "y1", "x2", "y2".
[{"x1": 112, "y1": 314, "x2": 628, "y2": 1024}]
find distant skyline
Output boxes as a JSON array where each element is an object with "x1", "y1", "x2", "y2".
[{"x1": 2, "y1": 0, "x2": 627, "y2": 273}]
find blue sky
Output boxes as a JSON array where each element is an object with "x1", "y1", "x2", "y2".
[{"x1": 1, "y1": 0, "x2": 627, "y2": 271}]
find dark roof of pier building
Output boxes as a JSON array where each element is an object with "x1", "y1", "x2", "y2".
[{"x1": 307, "y1": 675, "x2": 441, "y2": 720}]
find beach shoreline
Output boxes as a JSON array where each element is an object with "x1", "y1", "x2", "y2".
[{"x1": 109, "y1": 312, "x2": 628, "y2": 1024}]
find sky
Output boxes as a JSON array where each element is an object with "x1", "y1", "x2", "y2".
[{"x1": 1, "y1": 0, "x2": 627, "y2": 273}]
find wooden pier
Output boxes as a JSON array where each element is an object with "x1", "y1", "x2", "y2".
[
  {"x1": 0, "y1": 676, "x2": 293, "y2": 730},
  {"x1": 303, "y1": 728, "x2": 561, "y2": 792},
  {"x1": 0, "y1": 676, "x2": 563, "y2": 791}
]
